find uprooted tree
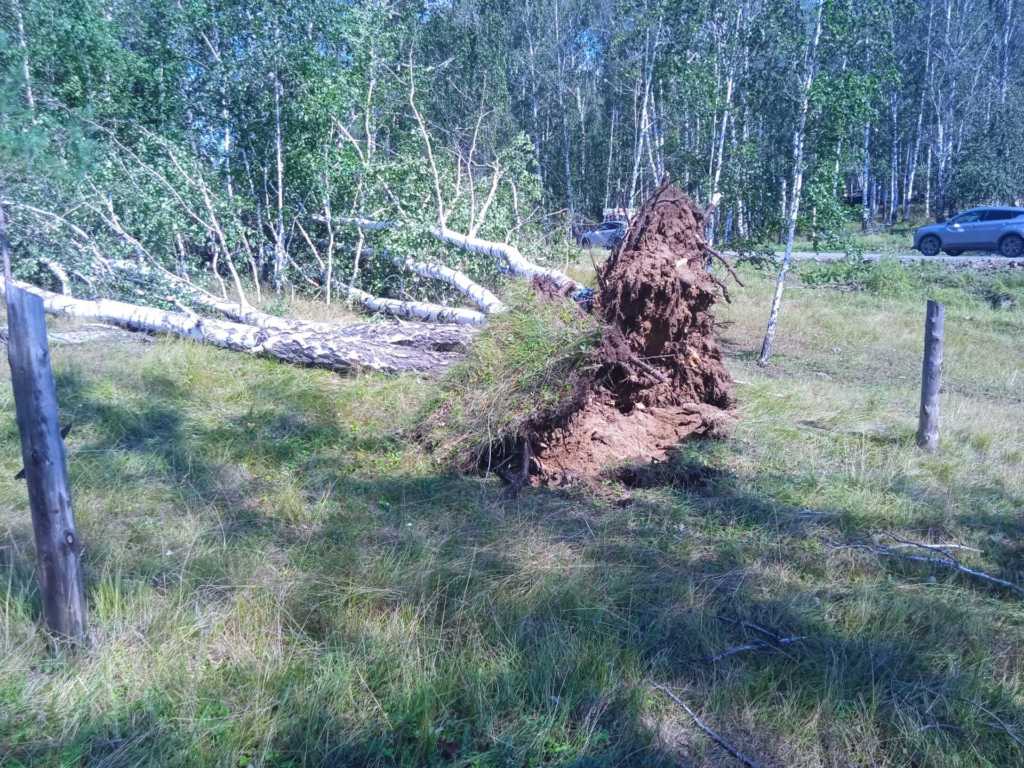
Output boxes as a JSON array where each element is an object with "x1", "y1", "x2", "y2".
[
  {"x1": 418, "y1": 182, "x2": 738, "y2": 485},
  {"x1": 0, "y1": 156, "x2": 583, "y2": 375},
  {"x1": 2, "y1": 173, "x2": 739, "y2": 488},
  {"x1": 526, "y1": 183, "x2": 737, "y2": 484},
  {"x1": 1, "y1": 39, "x2": 738, "y2": 484}
]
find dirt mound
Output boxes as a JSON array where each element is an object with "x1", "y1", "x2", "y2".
[{"x1": 528, "y1": 182, "x2": 736, "y2": 484}]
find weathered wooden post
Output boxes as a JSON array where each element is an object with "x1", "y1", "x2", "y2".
[
  {"x1": 916, "y1": 299, "x2": 944, "y2": 452},
  {"x1": 1, "y1": 202, "x2": 87, "y2": 642}
]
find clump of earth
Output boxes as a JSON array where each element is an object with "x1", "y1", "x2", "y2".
[{"x1": 526, "y1": 182, "x2": 736, "y2": 484}]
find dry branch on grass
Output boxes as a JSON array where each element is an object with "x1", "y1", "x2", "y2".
[
  {"x1": 708, "y1": 617, "x2": 806, "y2": 663},
  {"x1": 835, "y1": 534, "x2": 1024, "y2": 597},
  {"x1": 652, "y1": 683, "x2": 765, "y2": 768}
]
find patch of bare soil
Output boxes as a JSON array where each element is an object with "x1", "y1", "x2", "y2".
[{"x1": 529, "y1": 182, "x2": 736, "y2": 484}]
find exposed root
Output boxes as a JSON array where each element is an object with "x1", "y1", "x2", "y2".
[{"x1": 525, "y1": 182, "x2": 737, "y2": 484}]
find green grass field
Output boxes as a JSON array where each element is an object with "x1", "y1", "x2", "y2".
[{"x1": 1, "y1": 262, "x2": 1023, "y2": 767}]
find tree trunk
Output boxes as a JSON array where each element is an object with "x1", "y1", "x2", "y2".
[
  {"x1": 12, "y1": 0, "x2": 35, "y2": 113},
  {"x1": 758, "y1": 0, "x2": 823, "y2": 366},
  {"x1": 916, "y1": 299, "x2": 944, "y2": 451},
  {"x1": 889, "y1": 92, "x2": 899, "y2": 225},
  {"x1": 431, "y1": 225, "x2": 581, "y2": 293},
  {"x1": 337, "y1": 217, "x2": 581, "y2": 295},
  {"x1": 778, "y1": 177, "x2": 787, "y2": 244},
  {"x1": 903, "y1": 0, "x2": 933, "y2": 221},
  {"x1": 604, "y1": 108, "x2": 618, "y2": 209},
  {"x1": 861, "y1": 122, "x2": 872, "y2": 232},
  {"x1": 998, "y1": 0, "x2": 1014, "y2": 105},
  {"x1": 0, "y1": 279, "x2": 472, "y2": 376},
  {"x1": 272, "y1": 57, "x2": 286, "y2": 291},
  {"x1": 339, "y1": 281, "x2": 487, "y2": 326},
  {"x1": 924, "y1": 144, "x2": 932, "y2": 220},
  {"x1": 628, "y1": 71, "x2": 649, "y2": 210},
  {"x1": 388, "y1": 253, "x2": 505, "y2": 315}
]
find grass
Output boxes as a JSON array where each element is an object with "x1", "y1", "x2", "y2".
[
  {"x1": 416, "y1": 287, "x2": 600, "y2": 471},
  {"x1": 1, "y1": 261, "x2": 1023, "y2": 766}
]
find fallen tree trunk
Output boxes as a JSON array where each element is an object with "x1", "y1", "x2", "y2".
[
  {"x1": 430, "y1": 226, "x2": 581, "y2": 293},
  {"x1": 339, "y1": 282, "x2": 487, "y2": 326},
  {"x1": 388, "y1": 252, "x2": 506, "y2": 314},
  {"x1": 339, "y1": 217, "x2": 582, "y2": 295},
  {"x1": 109, "y1": 255, "x2": 488, "y2": 330},
  {"x1": 0, "y1": 278, "x2": 470, "y2": 375}
]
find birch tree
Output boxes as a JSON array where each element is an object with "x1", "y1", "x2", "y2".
[{"x1": 757, "y1": 0, "x2": 824, "y2": 366}]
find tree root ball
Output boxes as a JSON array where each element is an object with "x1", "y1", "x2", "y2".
[{"x1": 527, "y1": 182, "x2": 736, "y2": 484}]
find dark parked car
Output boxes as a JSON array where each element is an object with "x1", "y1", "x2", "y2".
[
  {"x1": 580, "y1": 220, "x2": 627, "y2": 249},
  {"x1": 913, "y1": 207, "x2": 1024, "y2": 257}
]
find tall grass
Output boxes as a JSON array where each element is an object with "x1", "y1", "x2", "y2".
[
  {"x1": 0, "y1": 263, "x2": 1022, "y2": 766},
  {"x1": 416, "y1": 288, "x2": 600, "y2": 471}
]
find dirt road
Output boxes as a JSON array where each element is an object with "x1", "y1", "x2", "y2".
[{"x1": 726, "y1": 250, "x2": 1024, "y2": 269}]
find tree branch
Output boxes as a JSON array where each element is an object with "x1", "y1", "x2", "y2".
[{"x1": 652, "y1": 683, "x2": 765, "y2": 768}]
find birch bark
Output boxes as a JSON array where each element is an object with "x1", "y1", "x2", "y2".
[{"x1": 758, "y1": 0, "x2": 824, "y2": 366}]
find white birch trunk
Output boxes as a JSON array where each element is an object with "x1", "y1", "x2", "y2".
[
  {"x1": 925, "y1": 144, "x2": 932, "y2": 220},
  {"x1": 604, "y1": 108, "x2": 618, "y2": 210},
  {"x1": 388, "y1": 253, "x2": 506, "y2": 315},
  {"x1": 430, "y1": 226, "x2": 580, "y2": 293},
  {"x1": 0, "y1": 279, "x2": 470, "y2": 375},
  {"x1": 889, "y1": 93, "x2": 899, "y2": 226},
  {"x1": 339, "y1": 283, "x2": 486, "y2": 326},
  {"x1": 861, "y1": 122, "x2": 872, "y2": 232},
  {"x1": 337, "y1": 218, "x2": 581, "y2": 294},
  {"x1": 13, "y1": 0, "x2": 34, "y2": 113},
  {"x1": 999, "y1": 0, "x2": 1014, "y2": 105},
  {"x1": 758, "y1": 0, "x2": 824, "y2": 366},
  {"x1": 272, "y1": 58, "x2": 286, "y2": 291},
  {"x1": 903, "y1": 0, "x2": 933, "y2": 221}
]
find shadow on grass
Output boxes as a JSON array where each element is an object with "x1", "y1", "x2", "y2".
[
  {"x1": 256, "y1": 447, "x2": 1024, "y2": 765},
  {"x1": 4, "y1": 368, "x2": 1022, "y2": 766}
]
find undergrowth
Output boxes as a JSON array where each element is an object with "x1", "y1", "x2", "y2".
[{"x1": 797, "y1": 257, "x2": 1024, "y2": 308}]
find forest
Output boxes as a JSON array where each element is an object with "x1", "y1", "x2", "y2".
[
  {"x1": 1, "y1": 0, "x2": 1021, "y2": 317},
  {"x1": 1, "y1": 1, "x2": 1024, "y2": 767}
]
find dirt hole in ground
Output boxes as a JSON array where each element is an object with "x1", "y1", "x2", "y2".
[
  {"x1": 524, "y1": 182, "x2": 737, "y2": 485},
  {"x1": 614, "y1": 455, "x2": 727, "y2": 490}
]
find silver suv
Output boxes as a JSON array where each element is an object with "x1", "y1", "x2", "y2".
[
  {"x1": 580, "y1": 220, "x2": 627, "y2": 249},
  {"x1": 914, "y1": 207, "x2": 1024, "y2": 257}
]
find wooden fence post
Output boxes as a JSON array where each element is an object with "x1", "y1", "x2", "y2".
[
  {"x1": 916, "y1": 299, "x2": 944, "y2": 452},
  {"x1": 5, "y1": 283, "x2": 88, "y2": 641}
]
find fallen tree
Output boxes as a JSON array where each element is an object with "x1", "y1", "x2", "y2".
[
  {"x1": 524, "y1": 182, "x2": 736, "y2": 483},
  {"x1": 7, "y1": 196, "x2": 495, "y2": 328},
  {"x1": 338, "y1": 282, "x2": 487, "y2": 326},
  {"x1": 337, "y1": 216, "x2": 583, "y2": 296},
  {"x1": 0, "y1": 278, "x2": 472, "y2": 375},
  {"x1": 0, "y1": 194, "x2": 554, "y2": 374},
  {"x1": 418, "y1": 182, "x2": 738, "y2": 485},
  {"x1": 387, "y1": 251, "x2": 506, "y2": 315},
  {"x1": 431, "y1": 225, "x2": 581, "y2": 295}
]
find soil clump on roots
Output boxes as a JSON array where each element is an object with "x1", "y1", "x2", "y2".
[{"x1": 526, "y1": 182, "x2": 736, "y2": 484}]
